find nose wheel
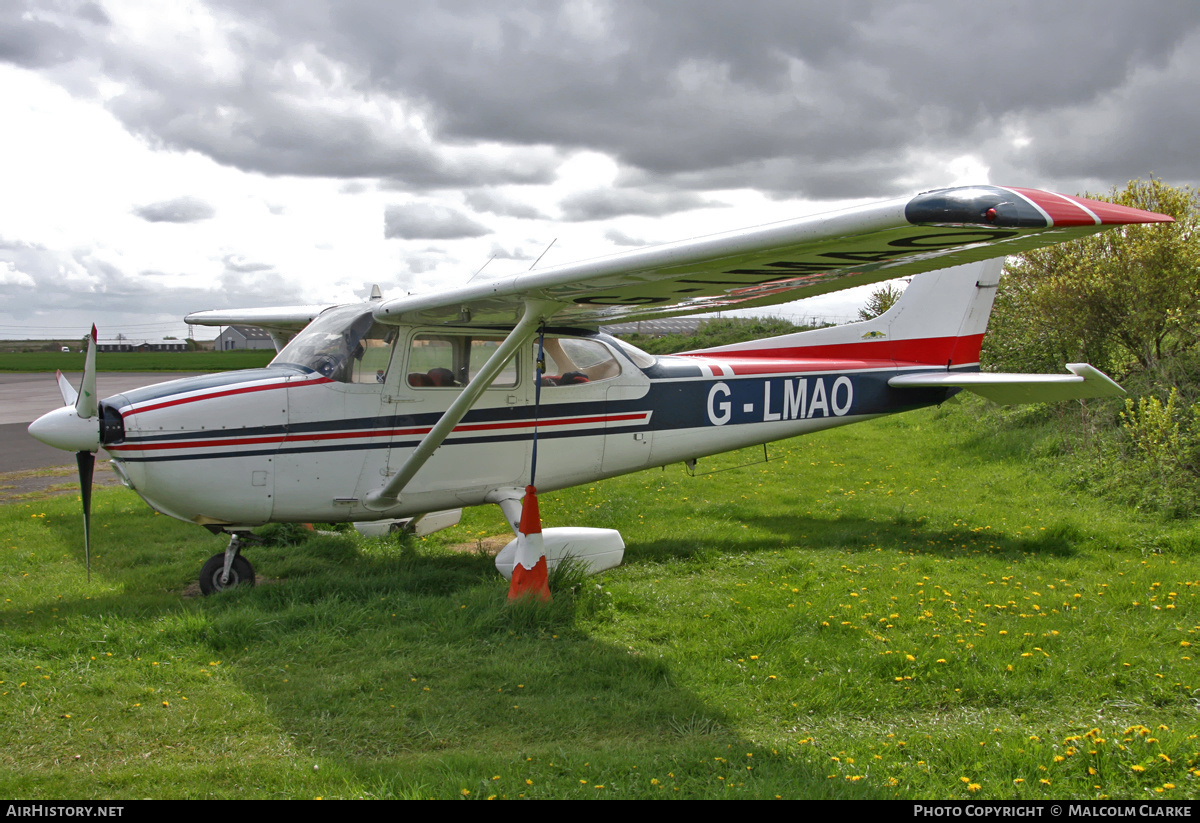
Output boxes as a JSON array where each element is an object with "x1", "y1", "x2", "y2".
[{"x1": 198, "y1": 533, "x2": 256, "y2": 595}]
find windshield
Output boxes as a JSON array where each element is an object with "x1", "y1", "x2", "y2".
[
  {"x1": 607, "y1": 336, "x2": 657, "y2": 369},
  {"x1": 270, "y1": 305, "x2": 382, "y2": 382}
]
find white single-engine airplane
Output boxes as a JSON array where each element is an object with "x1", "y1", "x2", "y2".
[{"x1": 29, "y1": 185, "x2": 1172, "y2": 598}]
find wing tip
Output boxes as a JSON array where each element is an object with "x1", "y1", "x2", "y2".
[
  {"x1": 907, "y1": 185, "x2": 1175, "y2": 229},
  {"x1": 1005, "y1": 187, "x2": 1174, "y2": 226}
]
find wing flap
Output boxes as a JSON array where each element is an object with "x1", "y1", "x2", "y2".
[{"x1": 888, "y1": 363, "x2": 1124, "y2": 404}]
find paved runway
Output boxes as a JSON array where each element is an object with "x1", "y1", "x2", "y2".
[{"x1": 0, "y1": 372, "x2": 204, "y2": 472}]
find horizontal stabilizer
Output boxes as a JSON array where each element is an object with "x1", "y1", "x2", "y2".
[{"x1": 888, "y1": 363, "x2": 1124, "y2": 405}]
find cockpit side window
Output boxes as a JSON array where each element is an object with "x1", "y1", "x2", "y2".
[
  {"x1": 537, "y1": 337, "x2": 621, "y2": 387},
  {"x1": 350, "y1": 325, "x2": 397, "y2": 384},
  {"x1": 407, "y1": 334, "x2": 518, "y2": 389}
]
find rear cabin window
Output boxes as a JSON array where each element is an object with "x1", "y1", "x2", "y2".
[{"x1": 407, "y1": 334, "x2": 518, "y2": 389}]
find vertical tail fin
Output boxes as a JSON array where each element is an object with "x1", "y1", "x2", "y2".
[{"x1": 694, "y1": 258, "x2": 1005, "y2": 369}]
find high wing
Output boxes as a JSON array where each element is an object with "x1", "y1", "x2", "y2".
[
  {"x1": 373, "y1": 185, "x2": 1172, "y2": 328},
  {"x1": 184, "y1": 304, "x2": 334, "y2": 332}
]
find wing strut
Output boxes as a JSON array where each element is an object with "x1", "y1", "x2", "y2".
[{"x1": 363, "y1": 300, "x2": 559, "y2": 511}]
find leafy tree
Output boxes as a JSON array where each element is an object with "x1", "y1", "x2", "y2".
[
  {"x1": 857, "y1": 282, "x2": 904, "y2": 321},
  {"x1": 983, "y1": 179, "x2": 1200, "y2": 379}
]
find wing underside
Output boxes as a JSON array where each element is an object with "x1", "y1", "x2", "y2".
[
  {"x1": 372, "y1": 185, "x2": 1172, "y2": 329},
  {"x1": 182, "y1": 186, "x2": 1172, "y2": 335}
]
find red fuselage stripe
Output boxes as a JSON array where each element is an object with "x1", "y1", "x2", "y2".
[
  {"x1": 688, "y1": 333, "x2": 986, "y2": 368},
  {"x1": 107, "y1": 411, "x2": 650, "y2": 452},
  {"x1": 120, "y1": 376, "x2": 332, "y2": 417}
]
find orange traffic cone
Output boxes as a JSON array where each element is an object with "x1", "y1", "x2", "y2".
[{"x1": 507, "y1": 485, "x2": 551, "y2": 602}]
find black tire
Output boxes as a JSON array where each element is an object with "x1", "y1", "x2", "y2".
[{"x1": 198, "y1": 552, "x2": 256, "y2": 596}]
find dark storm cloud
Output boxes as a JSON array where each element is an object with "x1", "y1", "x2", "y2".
[
  {"x1": 559, "y1": 188, "x2": 720, "y2": 221},
  {"x1": 203, "y1": 0, "x2": 1199, "y2": 196},
  {"x1": 987, "y1": 29, "x2": 1200, "y2": 193},
  {"x1": 384, "y1": 203, "x2": 492, "y2": 240},
  {"x1": 18, "y1": 1, "x2": 1200, "y2": 200},
  {"x1": 133, "y1": 196, "x2": 216, "y2": 224}
]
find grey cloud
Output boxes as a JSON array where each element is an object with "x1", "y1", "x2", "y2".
[
  {"x1": 0, "y1": 2, "x2": 93, "y2": 68},
  {"x1": 485, "y1": 244, "x2": 532, "y2": 261},
  {"x1": 603, "y1": 229, "x2": 650, "y2": 247},
  {"x1": 133, "y1": 196, "x2": 216, "y2": 224},
  {"x1": 464, "y1": 189, "x2": 547, "y2": 220},
  {"x1": 987, "y1": 30, "x2": 1200, "y2": 194},
  {"x1": 0, "y1": 237, "x2": 304, "y2": 328},
  {"x1": 19, "y1": 0, "x2": 1200, "y2": 202},
  {"x1": 222, "y1": 254, "x2": 275, "y2": 274},
  {"x1": 559, "y1": 188, "x2": 721, "y2": 221},
  {"x1": 385, "y1": 203, "x2": 492, "y2": 240},
  {"x1": 76, "y1": 3, "x2": 110, "y2": 26},
  {"x1": 402, "y1": 254, "x2": 444, "y2": 275}
]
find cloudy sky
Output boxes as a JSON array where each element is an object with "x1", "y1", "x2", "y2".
[{"x1": 3, "y1": 1, "x2": 1198, "y2": 340}]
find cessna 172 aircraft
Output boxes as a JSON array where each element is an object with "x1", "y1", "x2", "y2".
[{"x1": 28, "y1": 185, "x2": 1172, "y2": 598}]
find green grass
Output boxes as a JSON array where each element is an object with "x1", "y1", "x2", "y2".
[
  {"x1": 1, "y1": 403, "x2": 1197, "y2": 799},
  {"x1": 0, "y1": 351, "x2": 274, "y2": 372}
]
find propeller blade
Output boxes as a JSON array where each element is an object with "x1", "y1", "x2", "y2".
[
  {"x1": 75, "y1": 450, "x2": 94, "y2": 582},
  {"x1": 55, "y1": 370, "x2": 78, "y2": 406},
  {"x1": 29, "y1": 324, "x2": 102, "y2": 453},
  {"x1": 76, "y1": 325, "x2": 97, "y2": 420}
]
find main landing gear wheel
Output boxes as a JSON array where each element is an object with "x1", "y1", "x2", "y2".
[{"x1": 198, "y1": 552, "x2": 256, "y2": 595}]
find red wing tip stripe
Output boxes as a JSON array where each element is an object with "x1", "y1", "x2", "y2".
[
  {"x1": 1007, "y1": 187, "x2": 1174, "y2": 226},
  {"x1": 1056, "y1": 194, "x2": 1101, "y2": 225},
  {"x1": 1002, "y1": 187, "x2": 1056, "y2": 226},
  {"x1": 1063, "y1": 195, "x2": 1175, "y2": 225},
  {"x1": 108, "y1": 411, "x2": 652, "y2": 452}
]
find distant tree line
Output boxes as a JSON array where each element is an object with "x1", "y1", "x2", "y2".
[{"x1": 618, "y1": 316, "x2": 826, "y2": 355}]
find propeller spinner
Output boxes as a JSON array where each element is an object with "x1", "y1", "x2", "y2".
[{"x1": 27, "y1": 326, "x2": 102, "y2": 579}]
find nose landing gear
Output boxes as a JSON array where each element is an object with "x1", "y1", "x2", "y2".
[{"x1": 198, "y1": 533, "x2": 257, "y2": 595}]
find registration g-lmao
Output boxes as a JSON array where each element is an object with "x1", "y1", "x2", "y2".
[{"x1": 29, "y1": 186, "x2": 1173, "y2": 597}]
